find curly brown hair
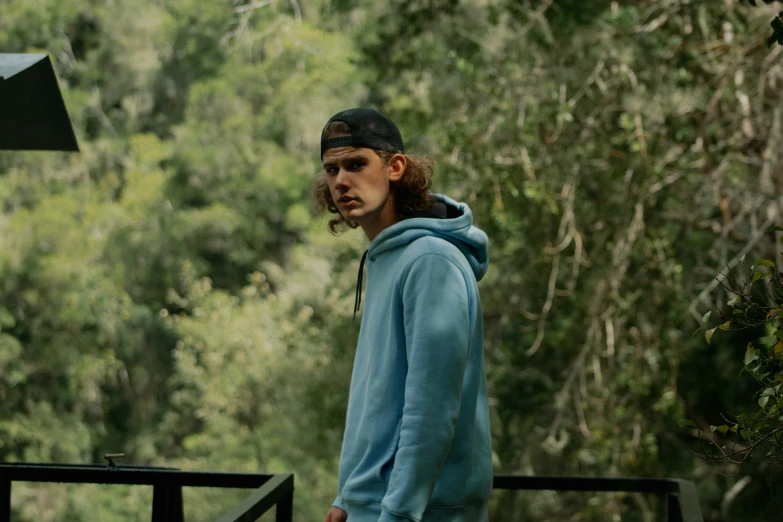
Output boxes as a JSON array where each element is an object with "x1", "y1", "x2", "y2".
[{"x1": 314, "y1": 120, "x2": 437, "y2": 235}]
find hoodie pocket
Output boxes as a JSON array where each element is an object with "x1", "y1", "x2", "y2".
[{"x1": 375, "y1": 417, "x2": 403, "y2": 482}]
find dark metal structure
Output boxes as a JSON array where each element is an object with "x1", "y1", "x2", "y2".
[
  {"x1": 493, "y1": 474, "x2": 704, "y2": 522},
  {"x1": 0, "y1": 463, "x2": 294, "y2": 522},
  {"x1": 0, "y1": 54, "x2": 79, "y2": 152},
  {"x1": 0, "y1": 462, "x2": 704, "y2": 522}
]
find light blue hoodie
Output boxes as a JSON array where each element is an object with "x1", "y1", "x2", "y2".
[{"x1": 333, "y1": 194, "x2": 493, "y2": 522}]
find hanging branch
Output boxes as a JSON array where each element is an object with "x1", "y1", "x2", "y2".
[{"x1": 740, "y1": 0, "x2": 783, "y2": 46}]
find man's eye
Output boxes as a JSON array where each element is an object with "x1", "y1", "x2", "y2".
[{"x1": 351, "y1": 163, "x2": 364, "y2": 170}]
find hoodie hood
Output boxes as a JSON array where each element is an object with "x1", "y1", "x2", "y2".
[
  {"x1": 369, "y1": 193, "x2": 489, "y2": 280},
  {"x1": 353, "y1": 194, "x2": 489, "y2": 319}
]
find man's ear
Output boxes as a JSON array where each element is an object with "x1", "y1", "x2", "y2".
[{"x1": 388, "y1": 153, "x2": 407, "y2": 182}]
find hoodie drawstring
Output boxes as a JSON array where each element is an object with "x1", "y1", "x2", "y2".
[{"x1": 354, "y1": 249, "x2": 368, "y2": 320}]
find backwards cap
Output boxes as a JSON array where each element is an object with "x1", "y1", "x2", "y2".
[{"x1": 320, "y1": 108, "x2": 405, "y2": 159}]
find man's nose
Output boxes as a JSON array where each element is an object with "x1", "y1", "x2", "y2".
[{"x1": 334, "y1": 168, "x2": 350, "y2": 187}]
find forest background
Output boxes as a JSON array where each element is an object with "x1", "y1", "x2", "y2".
[{"x1": 2, "y1": 0, "x2": 783, "y2": 520}]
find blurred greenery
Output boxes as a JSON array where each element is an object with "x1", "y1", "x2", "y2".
[{"x1": 2, "y1": 0, "x2": 783, "y2": 520}]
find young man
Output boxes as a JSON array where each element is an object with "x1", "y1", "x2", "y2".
[{"x1": 316, "y1": 108, "x2": 493, "y2": 522}]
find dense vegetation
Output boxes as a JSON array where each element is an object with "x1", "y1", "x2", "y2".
[{"x1": 2, "y1": 0, "x2": 783, "y2": 520}]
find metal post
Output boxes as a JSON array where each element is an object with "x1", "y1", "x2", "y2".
[
  {"x1": 276, "y1": 489, "x2": 294, "y2": 522},
  {"x1": 667, "y1": 493, "x2": 683, "y2": 522},
  {"x1": 656, "y1": 493, "x2": 667, "y2": 521},
  {"x1": 1, "y1": 477, "x2": 10, "y2": 522},
  {"x1": 151, "y1": 483, "x2": 184, "y2": 522}
]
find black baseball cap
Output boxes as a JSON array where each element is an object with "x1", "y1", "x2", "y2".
[{"x1": 320, "y1": 108, "x2": 405, "y2": 159}]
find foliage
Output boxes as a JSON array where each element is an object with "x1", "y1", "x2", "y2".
[
  {"x1": 740, "y1": 0, "x2": 783, "y2": 46},
  {"x1": 685, "y1": 252, "x2": 783, "y2": 471},
  {"x1": 2, "y1": 0, "x2": 783, "y2": 521}
]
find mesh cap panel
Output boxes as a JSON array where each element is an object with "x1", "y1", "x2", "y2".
[{"x1": 320, "y1": 108, "x2": 404, "y2": 158}]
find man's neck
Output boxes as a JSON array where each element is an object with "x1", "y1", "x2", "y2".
[{"x1": 361, "y1": 197, "x2": 399, "y2": 242}]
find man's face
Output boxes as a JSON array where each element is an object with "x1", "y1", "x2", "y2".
[{"x1": 322, "y1": 146, "x2": 397, "y2": 226}]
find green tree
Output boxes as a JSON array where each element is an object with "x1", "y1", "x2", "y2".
[
  {"x1": 4, "y1": 0, "x2": 783, "y2": 520},
  {"x1": 322, "y1": 0, "x2": 783, "y2": 519}
]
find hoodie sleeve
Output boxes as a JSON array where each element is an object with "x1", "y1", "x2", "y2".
[
  {"x1": 332, "y1": 494, "x2": 344, "y2": 512},
  {"x1": 379, "y1": 253, "x2": 471, "y2": 522}
]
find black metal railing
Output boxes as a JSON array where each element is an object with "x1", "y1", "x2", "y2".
[
  {"x1": 493, "y1": 475, "x2": 704, "y2": 522},
  {"x1": 1, "y1": 462, "x2": 704, "y2": 522},
  {"x1": 0, "y1": 462, "x2": 294, "y2": 522}
]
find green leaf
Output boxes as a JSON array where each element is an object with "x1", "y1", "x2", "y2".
[
  {"x1": 705, "y1": 327, "x2": 717, "y2": 344},
  {"x1": 756, "y1": 259, "x2": 776, "y2": 268},
  {"x1": 759, "y1": 395, "x2": 770, "y2": 408},
  {"x1": 718, "y1": 320, "x2": 732, "y2": 331},
  {"x1": 678, "y1": 419, "x2": 697, "y2": 428},
  {"x1": 774, "y1": 329, "x2": 783, "y2": 339},
  {"x1": 762, "y1": 387, "x2": 776, "y2": 397},
  {"x1": 0, "y1": 307, "x2": 14, "y2": 329},
  {"x1": 766, "y1": 225, "x2": 783, "y2": 234},
  {"x1": 745, "y1": 343, "x2": 757, "y2": 365},
  {"x1": 715, "y1": 425, "x2": 729, "y2": 434},
  {"x1": 727, "y1": 296, "x2": 740, "y2": 307},
  {"x1": 752, "y1": 271, "x2": 765, "y2": 283},
  {"x1": 702, "y1": 310, "x2": 711, "y2": 323}
]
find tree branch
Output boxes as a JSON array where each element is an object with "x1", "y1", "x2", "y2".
[{"x1": 688, "y1": 215, "x2": 777, "y2": 320}]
